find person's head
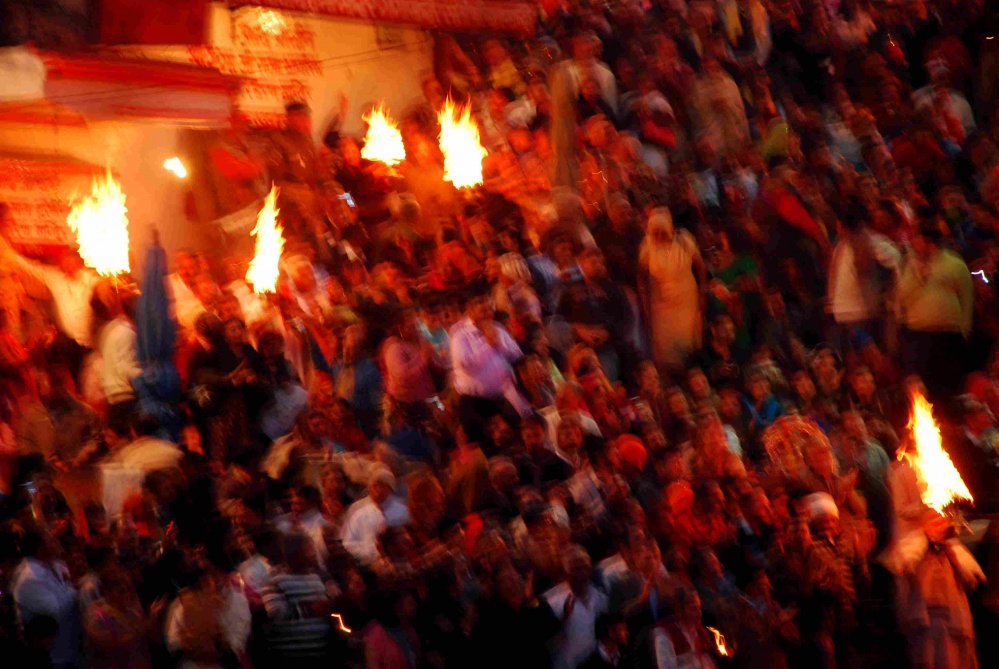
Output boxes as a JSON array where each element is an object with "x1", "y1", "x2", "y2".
[
  {"x1": 520, "y1": 414, "x2": 548, "y2": 453},
  {"x1": 636, "y1": 360, "x2": 660, "y2": 395},
  {"x1": 563, "y1": 544, "x2": 592, "y2": 592},
  {"x1": 84, "y1": 502, "x2": 110, "y2": 537},
  {"x1": 283, "y1": 532, "x2": 317, "y2": 574},
  {"x1": 495, "y1": 560, "x2": 527, "y2": 608},
  {"x1": 285, "y1": 101, "x2": 312, "y2": 135},
  {"x1": 222, "y1": 316, "x2": 246, "y2": 348},
  {"x1": 847, "y1": 364, "x2": 876, "y2": 401},
  {"x1": 803, "y1": 437, "x2": 838, "y2": 480},
  {"x1": 338, "y1": 136, "x2": 362, "y2": 167},
  {"x1": 710, "y1": 314, "x2": 736, "y2": 348},
  {"x1": 687, "y1": 367, "x2": 711, "y2": 400},
  {"x1": 368, "y1": 466, "x2": 396, "y2": 506},
  {"x1": 666, "y1": 386, "x2": 691, "y2": 418},
  {"x1": 556, "y1": 413, "x2": 584, "y2": 455},
  {"x1": 342, "y1": 324, "x2": 366, "y2": 364},
  {"x1": 466, "y1": 292, "x2": 494, "y2": 325},
  {"x1": 577, "y1": 247, "x2": 607, "y2": 280},
  {"x1": 595, "y1": 613, "x2": 629, "y2": 649},
  {"x1": 961, "y1": 395, "x2": 994, "y2": 434},
  {"x1": 792, "y1": 369, "x2": 816, "y2": 404},
  {"x1": 35, "y1": 364, "x2": 69, "y2": 405},
  {"x1": 607, "y1": 193, "x2": 635, "y2": 230},
  {"x1": 20, "y1": 529, "x2": 55, "y2": 563},
  {"x1": 408, "y1": 473, "x2": 445, "y2": 528},
  {"x1": 805, "y1": 492, "x2": 839, "y2": 541},
  {"x1": 745, "y1": 369, "x2": 771, "y2": 403},
  {"x1": 742, "y1": 487, "x2": 774, "y2": 529},
  {"x1": 176, "y1": 249, "x2": 200, "y2": 285},
  {"x1": 841, "y1": 409, "x2": 869, "y2": 442},
  {"x1": 647, "y1": 207, "x2": 675, "y2": 244},
  {"x1": 395, "y1": 309, "x2": 420, "y2": 341},
  {"x1": 290, "y1": 485, "x2": 321, "y2": 516},
  {"x1": 677, "y1": 586, "x2": 702, "y2": 623},
  {"x1": 913, "y1": 215, "x2": 944, "y2": 260}
]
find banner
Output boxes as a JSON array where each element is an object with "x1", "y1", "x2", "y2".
[
  {"x1": 226, "y1": 0, "x2": 537, "y2": 35},
  {"x1": 0, "y1": 156, "x2": 107, "y2": 254},
  {"x1": 101, "y1": 0, "x2": 209, "y2": 45}
]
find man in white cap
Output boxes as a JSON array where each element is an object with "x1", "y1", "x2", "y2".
[{"x1": 340, "y1": 466, "x2": 410, "y2": 565}]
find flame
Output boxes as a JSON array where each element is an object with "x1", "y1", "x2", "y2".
[
  {"x1": 330, "y1": 613, "x2": 352, "y2": 634},
  {"x1": 163, "y1": 157, "x2": 187, "y2": 179},
  {"x1": 245, "y1": 185, "x2": 285, "y2": 294},
  {"x1": 66, "y1": 170, "x2": 130, "y2": 277},
  {"x1": 904, "y1": 390, "x2": 973, "y2": 513},
  {"x1": 438, "y1": 98, "x2": 488, "y2": 189},
  {"x1": 706, "y1": 626, "x2": 731, "y2": 657},
  {"x1": 361, "y1": 104, "x2": 406, "y2": 167}
]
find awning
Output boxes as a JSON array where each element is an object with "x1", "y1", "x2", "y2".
[
  {"x1": 0, "y1": 46, "x2": 241, "y2": 128},
  {"x1": 226, "y1": 0, "x2": 538, "y2": 36}
]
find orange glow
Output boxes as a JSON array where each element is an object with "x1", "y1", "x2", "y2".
[
  {"x1": 245, "y1": 185, "x2": 284, "y2": 294},
  {"x1": 163, "y1": 157, "x2": 187, "y2": 179},
  {"x1": 438, "y1": 98, "x2": 488, "y2": 189},
  {"x1": 904, "y1": 390, "x2": 973, "y2": 513},
  {"x1": 330, "y1": 613, "x2": 352, "y2": 634},
  {"x1": 66, "y1": 170, "x2": 130, "y2": 277},
  {"x1": 707, "y1": 627, "x2": 731, "y2": 657},
  {"x1": 361, "y1": 104, "x2": 406, "y2": 167}
]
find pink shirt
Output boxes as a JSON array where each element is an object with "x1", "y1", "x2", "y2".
[{"x1": 382, "y1": 337, "x2": 435, "y2": 404}]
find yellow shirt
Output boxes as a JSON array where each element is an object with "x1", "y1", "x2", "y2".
[{"x1": 897, "y1": 249, "x2": 973, "y2": 336}]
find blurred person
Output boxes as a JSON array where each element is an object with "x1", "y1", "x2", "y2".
[
  {"x1": 12, "y1": 530, "x2": 80, "y2": 669},
  {"x1": 450, "y1": 289, "x2": 527, "y2": 443},
  {"x1": 261, "y1": 532, "x2": 332, "y2": 665},
  {"x1": 826, "y1": 207, "x2": 901, "y2": 350},
  {"x1": 165, "y1": 551, "x2": 252, "y2": 669},
  {"x1": 580, "y1": 613, "x2": 630, "y2": 668},
  {"x1": 544, "y1": 544, "x2": 610, "y2": 669},
  {"x1": 16, "y1": 363, "x2": 104, "y2": 467},
  {"x1": 897, "y1": 217, "x2": 974, "y2": 397},
  {"x1": 639, "y1": 208, "x2": 706, "y2": 371},
  {"x1": 650, "y1": 587, "x2": 721, "y2": 669},
  {"x1": 91, "y1": 279, "x2": 142, "y2": 437},
  {"x1": 340, "y1": 466, "x2": 410, "y2": 565}
]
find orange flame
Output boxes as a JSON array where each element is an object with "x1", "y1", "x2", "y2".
[
  {"x1": 706, "y1": 627, "x2": 731, "y2": 657},
  {"x1": 330, "y1": 613, "x2": 352, "y2": 634},
  {"x1": 904, "y1": 390, "x2": 973, "y2": 513},
  {"x1": 361, "y1": 104, "x2": 406, "y2": 167},
  {"x1": 66, "y1": 170, "x2": 130, "y2": 277},
  {"x1": 438, "y1": 98, "x2": 488, "y2": 189},
  {"x1": 245, "y1": 185, "x2": 284, "y2": 294}
]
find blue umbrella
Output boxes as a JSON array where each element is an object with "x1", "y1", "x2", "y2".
[
  {"x1": 136, "y1": 233, "x2": 175, "y2": 363},
  {"x1": 133, "y1": 233, "x2": 182, "y2": 441}
]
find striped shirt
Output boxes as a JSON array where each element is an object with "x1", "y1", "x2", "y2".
[{"x1": 261, "y1": 572, "x2": 330, "y2": 659}]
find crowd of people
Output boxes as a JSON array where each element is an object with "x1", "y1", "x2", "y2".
[{"x1": 2, "y1": 0, "x2": 999, "y2": 667}]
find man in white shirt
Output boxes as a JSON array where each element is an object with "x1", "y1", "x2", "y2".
[
  {"x1": 0, "y1": 232, "x2": 99, "y2": 381},
  {"x1": 340, "y1": 466, "x2": 410, "y2": 565},
  {"x1": 827, "y1": 212, "x2": 900, "y2": 350},
  {"x1": 450, "y1": 290, "x2": 528, "y2": 444},
  {"x1": 12, "y1": 530, "x2": 81, "y2": 669},
  {"x1": 544, "y1": 544, "x2": 610, "y2": 669},
  {"x1": 93, "y1": 281, "x2": 141, "y2": 436}
]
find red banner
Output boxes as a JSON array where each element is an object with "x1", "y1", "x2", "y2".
[
  {"x1": 101, "y1": 0, "x2": 209, "y2": 45},
  {"x1": 226, "y1": 0, "x2": 537, "y2": 35}
]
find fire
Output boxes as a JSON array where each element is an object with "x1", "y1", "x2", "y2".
[
  {"x1": 163, "y1": 157, "x2": 187, "y2": 179},
  {"x1": 706, "y1": 626, "x2": 732, "y2": 657},
  {"x1": 66, "y1": 170, "x2": 130, "y2": 277},
  {"x1": 905, "y1": 390, "x2": 973, "y2": 513},
  {"x1": 360, "y1": 104, "x2": 406, "y2": 167},
  {"x1": 438, "y1": 98, "x2": 488, "y2": 189},
  {"x1": 245, "y1": 185, "x2": 285, "y2": 294}
]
